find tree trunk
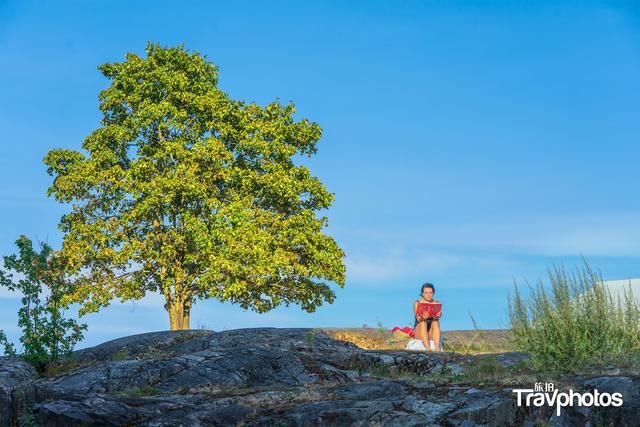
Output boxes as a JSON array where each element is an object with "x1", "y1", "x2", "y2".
[{"x1": 168, "y1": 299, "x2": 191, "y2": 330}]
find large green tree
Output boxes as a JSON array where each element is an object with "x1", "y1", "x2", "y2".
[{"x1": 44, "y1": 43, "x2": 345, "y2": 330}]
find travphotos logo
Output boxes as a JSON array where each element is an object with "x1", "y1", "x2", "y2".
[{"x1": 512, "y1": 382, "x2": 623, "y2": 416}]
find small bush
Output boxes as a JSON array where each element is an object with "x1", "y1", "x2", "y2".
[
  {"x1": 0, "y1": 235, "x2": 87, "y2": 373},
  {"x1": 508, "y1": 261, "x2": 640, "y2": 372}
]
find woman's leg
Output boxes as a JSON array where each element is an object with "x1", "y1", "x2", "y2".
[
  {"x1": 415, "y1": 320, "x2": 430, "y2": 350},
  {"x1": 429, "y1": 320, "x2": 441, "y2": 351}
]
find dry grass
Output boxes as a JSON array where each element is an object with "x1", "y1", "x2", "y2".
[
  {"x1": 320, "y1": 328, "x2": 412, "y2": 350},
  {"x1": 442, "y1": 329, "x2": 513, "y2": 354},
  {"x1": 319, "y1": 327, "x2": 513, "y2": 354}
]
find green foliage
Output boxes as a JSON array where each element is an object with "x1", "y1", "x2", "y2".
[
  {"x1": 43, "y1": 43, "x2": 346, "y2": 330},
  {"x1": 388, "y1": 330, "x2": 412, "y2": 345},
  {"x1": 410, "y1": 366, "x2": 465, "y2": 385},
  {"x1": 305, "y1": 331, "x2": 316, "y2": 343},
  {"x1": 0, "y1": 329, "x2": 16, "y2": 357},
  {"x1": 508, "y1": 261, "x2": 640, "y2": 372},
  {"x1": 126, "y1": 386, "x2": 161, "y2": 397},
  {"x1": 0, "y1": 236, "x2": 87, "y2": 372},
  {"x1": 462, "y1": 357, "x2": 507, "y2": 384},
  {"x1": 14, "y1": 386, "x2": 35, "y2": 427}
]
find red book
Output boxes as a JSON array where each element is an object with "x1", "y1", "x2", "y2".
[{"x1": 416, "y1": 303, "x2": 442, "y2": 318}]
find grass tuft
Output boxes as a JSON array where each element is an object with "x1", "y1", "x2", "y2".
[{"x1": 509, "y1": 260, "x2": 640, "y2": 372}]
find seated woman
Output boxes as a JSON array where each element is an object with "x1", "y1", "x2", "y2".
[{"x1": 413, "y1": 282, "x2": 442, "y2": 351}]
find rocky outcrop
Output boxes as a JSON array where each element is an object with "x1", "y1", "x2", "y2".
[
  {"x1": 0, "y1": 358, "x2": 37, "y2": 422},
  {"x1": 2, "y1": 328, "x2": 639, "y2": 426}
]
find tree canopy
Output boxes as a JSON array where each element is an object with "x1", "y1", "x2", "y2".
[{"x1": 44, "y1": 43, "x2": 346, "y2": 330}]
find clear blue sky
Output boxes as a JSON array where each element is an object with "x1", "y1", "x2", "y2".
[{"x1": 2, "y1": 1, "x2": 640, "y2": 348}]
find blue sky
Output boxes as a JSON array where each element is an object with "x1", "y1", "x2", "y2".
[{"x1": 2, "y1": 1, "x2": 640, "y2": 348}]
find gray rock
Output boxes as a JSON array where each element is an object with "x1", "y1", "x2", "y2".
[
  {"x1": 3, "y1": 327, "x2": 637, "y2": 426},
  {"x1": 0, "y1": 357, "x2": 38, "y2": 422},
  {"x1": 446, "y1": 392, "x2": 517, "y2": 426},
  {"x1": 583, "y1": 376, "x2": 637, "y2": 402},
  {"x1": 325, "y1": 379, "x2": 406, "y2": 400},
  {"x1": 448, "y1": 363, "x2": 465, "y2": 375},
  {"x1": 578, "y1": 376, "x2": 640, "y2": 426}
]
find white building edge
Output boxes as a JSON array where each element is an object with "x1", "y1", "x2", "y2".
[{"x1": 602, "y1": 278, "x2": 640, "y2": 302}]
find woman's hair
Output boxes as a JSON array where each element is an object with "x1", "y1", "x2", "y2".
[{"x1": 420, "y1": 282, "x2": 435, "y2": 295}]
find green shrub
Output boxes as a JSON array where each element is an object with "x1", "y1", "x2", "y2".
[
  {"x1": 508, "y1": 261, "x2": 640, "y2": 372},
  {"x1": 0, "y1": 235, "x2": 87, "y2": 372}
]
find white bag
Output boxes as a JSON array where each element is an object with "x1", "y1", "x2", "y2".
[
  {"x1": 406, "y1": 339, "x2": 427, "y2": 351},
  {"x1": 406, "y1": 339, "x2": 436, "y2": 351}
]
